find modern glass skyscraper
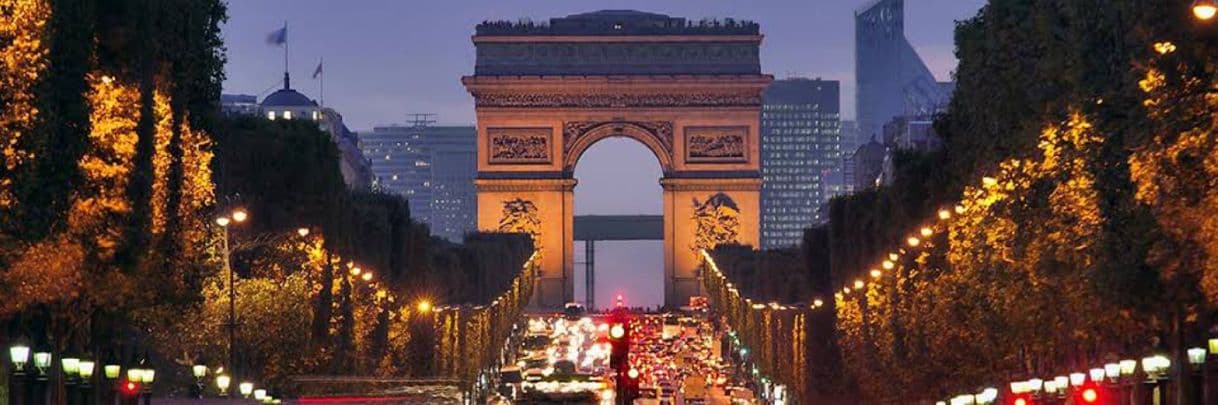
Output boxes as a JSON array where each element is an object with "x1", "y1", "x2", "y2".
[
  {"x1": 855, "y1": 0, "x2": 951, "y2": 140},
  {"x1": 358, "y1": 125, "x2": 477, "y2": 241},
  {"x1": 760, "y1": 78, "x2": 841, "y2": 249}
]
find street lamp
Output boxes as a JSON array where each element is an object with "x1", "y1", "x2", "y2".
[
  {"x1": 231, "y1": 209, "x2": 248, "y2": 223},
  {"x1": 104, "y1": 364, "x2": 121, "y2": 379},
  {"x1": 31, "y1": 352, "x2": 50, "y2": 376},
  {"x1": 1196, "y1": 0, "x2": 1218, "y2": 21},
  {"x1": 254, "y1": 388, "x2": 267, "y2": 402},
  {"x1": 216, "y1": 374, "x2": 232, "y2": 396},
  {"x1": 239, "y1": 381, "x2": 254, "y2": 398},
  {"x1": 192, "y1": 364, "x2": 208, "y2": 398},
  {"x1": 1089, "y1": 367, "x2": 1105, "y2": 382},
  {"x1": 417, "y1": 300, "x2": 433, "y2": 313},
  {"x1": 1069, "y1": 372, "x2": 1086, "y2": 387},
  {"x1": 1189, "y1": 347, "x2": 1208, "y2": 370},
  {"x1": 9, "y1": 345, "x2": 29, "y2": 371},
  {"x1": 9, "y1": 344, "x2": 30, "y2": 405},
  {"x1": 217, "y1": 207, "x2": 249, "y2": 382},
  {"x1": 297, "y1": 227, "x2": 310, "y2": 237},
  {"x1": 79, "y1": 361, "x2": 95, "y2": 380}
]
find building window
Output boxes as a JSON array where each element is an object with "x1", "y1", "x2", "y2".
[
  {"x1": 267, "y1": 111, "x2": 276, "y2": 120},
  {"x1": 283, "y1": 110, "x2": 293, "y2": 120},
  {"x1": 312, "y1": 110, "x2": 319, "y2": 121}
]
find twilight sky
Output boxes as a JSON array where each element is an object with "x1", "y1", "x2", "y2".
[{"x1": 221, "y1": 0, "x2": 986, "y2": 308}]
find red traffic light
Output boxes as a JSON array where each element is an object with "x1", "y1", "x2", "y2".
[
  {"x1": 1081, "y1": 387, "x2": 1099, "y2": 403},
  {"x1": 609, "y1": 324, "x2": 626, "y2": 339},
  {"x1": 122, "y1": 380, "x2": 140, "y2": 396}
]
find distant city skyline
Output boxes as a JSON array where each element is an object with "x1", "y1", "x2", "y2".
[
  {"x1": 221, "y1": 0, "x2": 984, "y2": 130},
  {"x1": 221, "y1": 1, "x2": 985, "y2": 309}
]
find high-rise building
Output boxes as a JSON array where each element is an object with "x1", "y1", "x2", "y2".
[
  {"x1": 855, "y1": 0, "x2": 952, "y2": 140},
  {"x1": 358, "y1": 124, "x2": 477, "y2": 241},
  {"x1": 760, "y1": 78, "x2": 841, "y2": 249}
]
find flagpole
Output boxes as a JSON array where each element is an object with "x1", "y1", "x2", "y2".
[
  {"x1": 320, "y1": 57, "x2": 325, "y2": 107},
  {"x1": 283, "y1": 21, "x2": 289, "y2": 85}
]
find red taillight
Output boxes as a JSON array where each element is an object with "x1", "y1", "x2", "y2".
[{"x1": 1013, "y1": 398, "x2": 1027, "y2": 405}]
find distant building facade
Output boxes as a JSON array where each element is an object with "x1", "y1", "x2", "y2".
[
  {"x1": 855, "y1": 0, "x2": 952, "y2": 140},
  {"x1": 220, "y1": 94, "x2": 258, "y2": 116},
  {"x1": 883, "y1": 115, "x2": 940, "y2": 151},
  {"x1": 253, "y1": 74, "x2": 374, "y2": 190},
  {"x1": 850, "y1": 136, "x2": 887, "y2": 191},
  {"x1": 760, "y1": 78, "x2": 841, "y2": 249},
  {"x1": 359, "y1": 125, "x2": 477, "y2": 241}
]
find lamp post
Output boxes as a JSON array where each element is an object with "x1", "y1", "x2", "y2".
[
  {"x1": 1141, "y1": 354, "x2": 1171, "y2": 404},
  {"x1": 9, "y1": 344, "x2": 30, "y2": 405},
  {"x1": 217, "y1": 208, "x2": 248, "y2": 382},
  {"x1": 239, "y1": 381, "x2": 254, "y2": 399},
  {"x1": 139, "y1": 368, "x2": 155, "y2": 405},
  {"x1": 191, "y1": 363, "x2": 207, "y2": 398},
  {"x1": 78, "y1": 360, "x2": 95, "y2": 405},
  {"x1": 31, "y1": 350, "x2": 50, "y2": 405},
  {"x1": 102, "y1": 363, "x2": 120, "y2": 405},
  {"x1": 1187, "y1": 347, "x2": 1207, "y2": 404},
  {"x1": 63, "y1": 356, "x2": 80, "y2": 405},
  {"x1": 215, "y1": 374, "x2": 231, "y2": 397}
]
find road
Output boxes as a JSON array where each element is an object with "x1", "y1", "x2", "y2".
[{"x1": 491, "y1": 308, "x2": 759, "y2": 404}]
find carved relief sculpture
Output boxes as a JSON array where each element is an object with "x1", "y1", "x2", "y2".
[
  {"x1": 689, "y1": 193, "x2": 741, "y2": 257},
  {"x1": 685, "y1": 126, "x2": 748, "y2": 163},
  {"x1": 498, "y1": 198, "x2": 543, "y2": 254},
  {"x1": 562, "y1": 120, "x2": 674, "y2": 159},
  {"x1": 488, "y1": 127, "x2": 552, "y2": 164}
]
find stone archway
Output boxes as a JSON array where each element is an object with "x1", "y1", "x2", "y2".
[
  {"x1": 563, "y1": 121, "x2": 675, "y2": 173},
  {"x1": 465, "y1": 10, "x2": 771, "y2": 309}
]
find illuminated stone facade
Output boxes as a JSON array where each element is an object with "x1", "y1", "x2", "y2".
[{"x1": 466, "y1": 10, "x2": 770, "y2": 308}]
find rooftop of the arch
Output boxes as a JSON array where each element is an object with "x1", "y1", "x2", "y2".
[{"x1": 471, "y1": 10, "x2": 764, "y2": 76}]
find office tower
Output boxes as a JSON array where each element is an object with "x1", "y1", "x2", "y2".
[{"x1": 760, "y1": 78, "x2": 841, "y2": 249}]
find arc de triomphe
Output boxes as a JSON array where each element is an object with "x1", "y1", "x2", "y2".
[{"x1": 463, "y1": 10, "x2": 772, "y2": 308}]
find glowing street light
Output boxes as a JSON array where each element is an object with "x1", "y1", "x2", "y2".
[
  {"x1": 239, "y1": 382, "x2": 254, "y2": 398},
  {"x1": 416, "y1": 300, "x2": 433, "y2": 313},
  {"x1": 78, "y1": 361, "x2": 95, "y2": 380},
  {"x1": 104, "y1": 364, "x2": 121, "y2": 379},
  {"x1": 9, "y1": 345, "x2": 29, "y2": 372},
  {"x1": 216, "y1": 374, "x2": 232, "y2": 396},
  {"x1": 32, "y1": 351, "x2": 50, "y2": 375},
  {"x1": 1188, "y1": 347, "x2": 1207, "y2": 369},
  {"x1": 215, "y1": 216, "x2": 231, "y2": 227},
  {"x1": 297, "y1": 227, "x2": 310, "y2": 237},
  {"x1": 1195, "y1": 0, "x2": 1218, "y2": 20},
  {"x1": 231, "y1": 209, "x2": 248, "y2": 223},
  {"x1": 1119, "y1": 359, "x2": 1137, "y2": 377}
]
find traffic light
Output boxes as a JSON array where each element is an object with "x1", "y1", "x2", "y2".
[
  {"x1": 617, "y1": 367, "x2": 641, "y2": 404},
  {"x1": 121, "y1": 379, "x2": 141, "y2": 398},
  {"x1": 607, "y1": 319, "x2": 629, "y2": 372},
  {"x1": 1070, "y1": 382, "x2": 1104, "y2": 404},
  {"x1": 1007, "y1": 395, "x2": 1029, "y2": 405}
]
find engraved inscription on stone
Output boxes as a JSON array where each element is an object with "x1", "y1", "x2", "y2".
[
  {"x1": 685, "y1": 126, "x2": 748, "y2": 163},
  {"x1": 488, "y1": 127, "x2": 552, "y2": 164}
]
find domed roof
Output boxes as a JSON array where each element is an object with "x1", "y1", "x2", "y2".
[{"x1": 261, "y1": 88, "x2": 316, "y2": 108}]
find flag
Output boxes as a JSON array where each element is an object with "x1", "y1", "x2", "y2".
[
  {"x1": 265, "y1": 26, "x2": 287, "y2": 46},
  {"x1": 312, "y1": 60, "x2": 323, "y2": 79}
]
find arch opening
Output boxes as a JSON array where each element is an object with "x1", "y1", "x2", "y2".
[{"x1": 572, "y1": 137, "x2": 664, "y2": 311}]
